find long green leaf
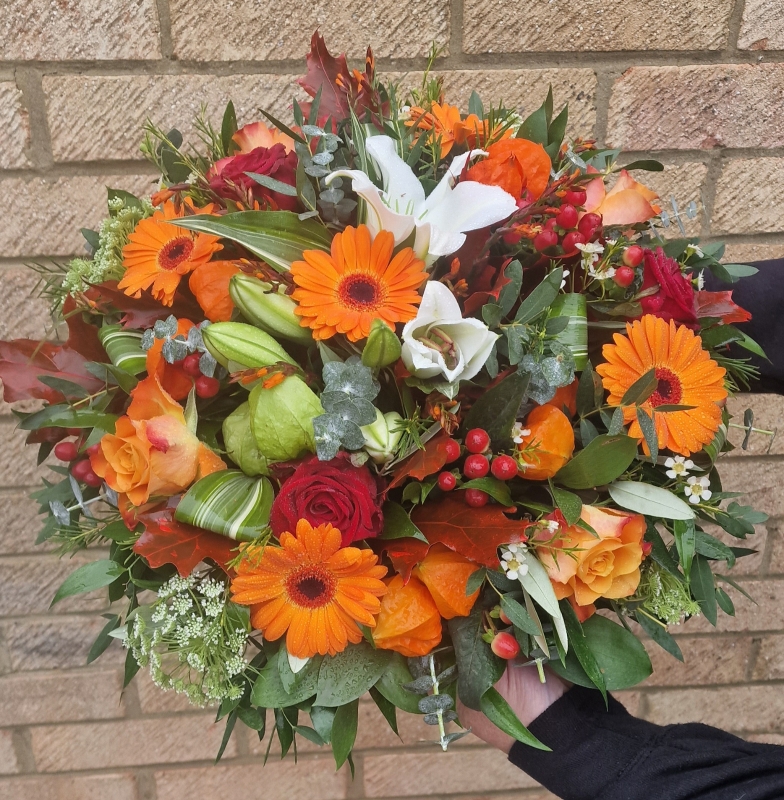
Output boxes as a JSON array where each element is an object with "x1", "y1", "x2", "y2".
[
  {"x1": 554, "y1": 434, "x2": 638, "y2": 489},
  {"x1": 480, "y1": 687, "x2": 549, "y2": 750},
  {"x1": 621, "y1": 368, "x2": 657, "y2": 406},
  {"x1": 50, "y1": 560, "x2": 125, "y2": 607},
  {"x1": 561, "y1": 601, "x2": 606, "y2": 700},
  {"x1": 177, "y1": 211, "x2": 332, "y2": 272},
  {"x1": 608, "y1": 481, "x2": 694, "y2": 520},
  {"x1": 690, "y1": 554, "x2": 718, "y2": 625},
  {"x1": 331, "y1": 699, "x2": 359, "y2": 769},
  {"x1": 520, "y1": 557, "x2": 567, "y2": 653},
  {"x1": 515, "y1": 268, "x2": 563, "y2": 324}
]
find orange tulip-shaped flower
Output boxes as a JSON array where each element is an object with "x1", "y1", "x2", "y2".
[
  {"x1": 188, "y1": 261, "x2": 242, "y2": 322},
  {"x1": 515, "y1": 405, "x2": 575, "y2": 480},
  {"x1": 89, "y1": 375, "x2": 225, "y2": 506},
  {"x1": 413, "y1": 544, "x2": 480, "y2": 619},
  {"x1": 230, "y1": 519, "x2": 388, "y2": 658},
  {"x1": 536, "y1": 505, "x2": 647, "y2": 612},
  {"x1": 582, "y1": 169, "x2": 661, "y2": 227},
  {"x1": 466, "y1": 138, "x2": 552, "y2": 201},
  {"x1": 373, "y1": 575, "x2": 443, "y2": 657}
]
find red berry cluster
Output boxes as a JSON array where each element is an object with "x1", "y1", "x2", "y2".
[
  {"x1": 533, "y1": 188, "x2": 603, "y2": 258},
  {"x1": 436, "y1": 428, "x2": 519, "y2": 507},
  {"x1": 53, "y1": 430, "x2": 102, "y2": 487},
  {"x1": 612, "y1": 244, "x2": 644, "y2": 289},
  {"x1": 181, "y1": 352, "x2": 220, "y2": 398}
]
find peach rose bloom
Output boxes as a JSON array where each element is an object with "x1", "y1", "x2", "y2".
[
  {"x1": 536, "y1": 505, "x2": 646, "y2": 612},
  {"x1": 90, "y1": 375, "x2": 225, "y2": 506},
  {"x1": 583, "y1": 169, "x2": 661, "y2": 227}
]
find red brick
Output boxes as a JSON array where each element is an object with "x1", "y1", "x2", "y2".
[
  {"x1": 723, "y1": 242, "x2": 784, "y2": 263},
  {"x1": 0, "y1": 730, "x2": 18, "y2": 775},
  {"x1": 0, "y1": 668, "x2": 124, "y2": 725},
  {"x1": 738, "y1": 0, "x2": 784, "y2": 51},
  {"x1": 645, "y1": 685, "x2": 784, "y2": 732},
  {"x1": 363, "y1": 748, "x2": 538, "y2": 796},
  {"x1": 0, "y1": 773, "x2": 136, "y2": 800},
  {"x1": 607, "y1": 65, "x2": 784, "y2": 151},
  {"x1": 0, "y1": 0, "x2": 161, "y2": 60},
  {"x1": 766, "y1": 520, "x2": 784, "y2": 574},
  {"x1": 644, "y1": 636, "x2": 752, "y2": 686},
  {"x1": 685, "y1": 579, "x2": 784, "y2": 634},
  {"x1": 31, "y1": 714, "x2": 236, "y2": 771},
  {"x1": 154, "y1": 757, "x2": 347, "y2": 800},
  {"x1": 0, "y1": 424, "x2": 54, "y2": 490},
  {"x1": 135, "y1": 671, "x2": 199, "y2": 715},
  {"x1": 0, "y1": 82, "x2": 30, "y2": 169},
  {"x1": 712, "y1": 158, "x2": 784, "y2": 234},
  {"x1": 716, "y1": 458, "x2": 784, "y2": 518}
]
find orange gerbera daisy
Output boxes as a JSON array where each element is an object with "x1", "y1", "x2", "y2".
[
  {"x1": 230, "y1": 519, "x2": 388, "y2": 658},
  {"x1": 596, "y1": 315, "x2": 727, "y2": 456},
  {"x1": 290, "y1": 224, "x2": 427, "y2": 342},
  {"x1": 119, "y1": 201, "x2": 223, "y2": 306}
]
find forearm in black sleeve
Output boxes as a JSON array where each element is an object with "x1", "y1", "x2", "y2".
[{"x1": 508, "y1": 686, "x2": 784, "y2": 800}]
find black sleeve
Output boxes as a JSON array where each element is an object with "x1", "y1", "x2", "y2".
[
  {"x1": 508, "y1": 686, "x2": 784, "y2": 800},
  {"x1": 704, "y1": 258, "x2": 784, "y2": 394}
]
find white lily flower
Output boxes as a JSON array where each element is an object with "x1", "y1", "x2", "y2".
[
  {"x1": 684, "y1": 475, "x2": 712, "y2": 504},
  {"x1": 327, "y1": 135, "x2": 517, "y2": 265},
  {"x1": 401, "y1": 281, "x2": 498, "y2": 386}
]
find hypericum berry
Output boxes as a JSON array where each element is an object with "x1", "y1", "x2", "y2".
[
  {"x1": 464, "y1": 488, "x2": 489, "y2": 507},
  {"x1": 443, "y1": 438, "x2": 461, "y2": 463},
  {"x1": 499, "y1": 609, "x2": 512, "y2": 626},
  {"x1": 623, "y1": 245, "x2": 644, "y2": 267},
  {"x1": 82, "y1": 470, "x2": 103, "y2": 488},
  {"x1": 562, "y1": 230, "x2": 587, "y2": 255},
  {"x1": 641, "y1": 293, "x2": 665, "y2": 313},
  {"x1": 463, "y1": 454, "x2": 490, "y2": 479},
  {"x1": 465, "y1": 428, "x2": 491, "y2": 454},
  {"x1": 182, "y1": 352, "x2": 202, "y2": 377},
  {"x1": 533, "y1": 230, "x2": 559, "y2": 252},
  {"x1": 86, "y1": 443, "x2": 102, "y2": 457},
  {"x1": 195, "y1": 375, "x2": 220, "y2": 398},
  {"x1": 54, "y1": 441, "x2": 79, "y2": 462},
  {"x1": 614, "y1": 265, "x2": 636, "y2": 288},
  {"x1": 491, "y1": 454, "x2": 518, "y2": 481},
  {"x1": 438, "y1": 471, "x2": 457, "y2": 491},
  {"x1": 564, "y1": 189, "x2": 587, "y2": 207},
  {"x1": 555, "y1": 204, "x2": 578, "y2": 229},
  {"x1": 71, "y1": 459, "x2": 92, "y2": 481},
  {"x1": 543, "y1": 217, "x2": 558, "y2": 231},
  {"x1": 578, "y1": 212, "x2": 602, "y2": 238},
  {"x1": 491, "y1": 631, "x2": 520, "y2": 659}
]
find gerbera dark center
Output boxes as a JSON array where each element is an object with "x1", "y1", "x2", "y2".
[
  {"x1": 158, "y1": 236, "x2": 194, "y2": 270},
  {"x1": 650, "y1": 367, "x2": 683, "y2": 407},
  {"x1": 286, "y1": 566, "x2": 336, "y2": 609},
  {"x1": 338, "y1": 274, "x2": 382, "y2": 310}
]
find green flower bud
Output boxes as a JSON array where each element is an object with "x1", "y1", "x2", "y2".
[
  {"x1": 201, "y1": 321, "x2": 295, "y2": 372},
  {"x1": 230, "y1": 274, "x2": 313, "y2": 345},
  {"x1": 249, "y1": 375, "x2": 323, "y2": 463},
  {"x1": 361, "y1": 318, "x2": 402, "y2": 369},
  {"x1": 360, "y1": 409, "x2": 403, "y2": 464},
  {"x1": 222, "y1": 402, "x2": 270, "y2": 476}
]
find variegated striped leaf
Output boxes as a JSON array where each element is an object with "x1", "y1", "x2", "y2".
[
  {"x1": 98, "y1": 324, "x2": 147, "y2": 375},
  {"x1": 174, "y1": 470, "x2": 273, "y2": 541},
  {"x1": 548, "y1": 293, "x2": 588, "y2": 370}
]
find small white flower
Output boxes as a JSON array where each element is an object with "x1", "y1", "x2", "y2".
[
  {"x1": 685, "y1": 244, "x2": 705, "y2": 259},
  {"x1": 576, "y1": 242, "x2": 605, "y2": 255},
  {"x1": 500, "y1": 543, "x2": 529, "y2": 580},
  {"x1": 512, "y1": 422, "x2": 531, "y2": 445},
  {"x1": 665, "y1": 455, "x2": 696, "y2": 479},
  {"x1": 560, "y1": 268, "x2": 571, "y2": 290},
  {"x1": 684, "y1": 475, "x2": 712, "y2": 504}
]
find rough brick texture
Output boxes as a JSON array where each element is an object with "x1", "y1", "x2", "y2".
[{"x1": 2, "y1": 4, "x2": 784, "y2": 800}]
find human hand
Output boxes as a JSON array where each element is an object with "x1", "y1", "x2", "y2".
[{"x1": 457, "y1": 663, "x2": 569, "y2": 753}]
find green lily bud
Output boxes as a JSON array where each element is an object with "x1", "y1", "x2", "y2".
[
  {"x1": 249, "y1": 375, "x2": 323, "y2": 463},
  {"x1": 201, "y1": 321, "x2": 295, "y2": 372},
  {"x1": 222, "y1": 402, "x2": 270, "y2": 476},
  {"x1": 361, "y1": 318, "x2": 402, "y2": 369},
  {"x1": 230, "y1": 274, "x2": 313, "y2": 345},
  {"x1": 98, "y1": 324, "x2": 146, "y2": 375},
  {"x1": 360, "y1": 409, "x2": 403, "y2": 464}
]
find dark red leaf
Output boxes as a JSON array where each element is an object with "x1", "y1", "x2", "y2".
[
  {"x1": 381, "y1": 537, "x2": 430, "y2": 583},
  {"x1": 411, "y1": 497, "x2": 525, "y2": 567},
  {"x1": 134, "y1": 506, "x2": 237, "y2": 576},
  {"x1": 87, "y1": 281, "x2": 204, "y2": 329},
  {"x1": 0, "y1": 339, "x2": 104, "y2": 403},
  {"x1": 62, "y1": 296, "x2": 108, "y2": 363},
  {"x1": 387, "y1": 429, "x2": 452, "y2": 490},
  {"x1": 463, "y1": 263, "x2": 512, "y2": 316},
  {"x1": 695, "y1": 290, "x2": 752, "y2": 325}
]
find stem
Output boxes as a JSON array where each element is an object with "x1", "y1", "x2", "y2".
[
  {"x1": 728, "y1": 423, "x2": 775, "y2": 436},
  {"x1": 428, "y1": 653, "x2": 448, "y2": 751},
  {"x1": 535, "y1": 658, "x2": 546, "y2": 684}
]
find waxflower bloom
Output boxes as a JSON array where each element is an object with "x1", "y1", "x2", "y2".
[
  {"x1": 665, "y1": 456, "x2": 696, "y2": 480},
  {"x1": 684, "y1": 475, "x2": 712, "y2": 504},
  {"x1": 500, "y1": 543, "x2": 529, "y2": 580},
  {"x1": 401, "y1": 281, "x2": 498, "y2": 387}
]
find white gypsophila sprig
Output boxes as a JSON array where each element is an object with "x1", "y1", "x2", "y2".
[
  {"x1": 683, "y1": 475, "x2": 712, "y2": 505},
  {"x1": 500, "y1": 543, "x2": 529, "y2": 580},
  {"x1": 665, "y1": 456, "x2": 698, "y2": 480}
]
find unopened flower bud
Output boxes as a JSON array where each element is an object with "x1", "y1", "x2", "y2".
[
  {"x1": 201, "y1": 321, "x2": 294, "y2": 372},
  {"x1": 361, "y1": 318, "x2": 402, "y2": 369},
  {"x1": 230, "y1": 274, "x2": 312, "y2": 344},
  {"x1": 360, "y1": 409, "x2": 403, "y2": 463}
]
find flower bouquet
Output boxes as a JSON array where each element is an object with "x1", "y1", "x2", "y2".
[{"x1": 3, "y1": 33, "x2": 768, "y2": 762}]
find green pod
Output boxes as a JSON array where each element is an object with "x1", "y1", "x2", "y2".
[
  {"x1": 222, "y1": 401, "x2": 270, "y2": 476},
  {"x1": 361, "y1": 318, "x2": 402, "y2": 368},
  {"x1": 174, "y1": 470, "x2": 273, "y2": 541},
  {"x1": 98, "y1": 324, "x2": 147, "y2": 375},
  {"x1": 201, "y1": 321, "x2": 295, "y2": 372},
  {"x1": 549, "y1": 293, "x2": 588, "y2": 371},
  {"x1": 230, "y1": 273, "x2": 312, "y2": 344},
  {"x1": 249, "y1": 375, "x2": 323, "y2": 463}
]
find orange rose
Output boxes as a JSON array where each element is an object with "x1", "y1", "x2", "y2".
[
  {"x1": 466, "y1": 138, "x2": 552, "y2": 201},
  {"x1": 145, "y1": 318, "x2": 195, "y2": 401},
  {"x1": 232, "y1": 120, "x2": 294, "y2": 154},
  {"x1": 413, "y1": 544, "x2": 480, "y2": 619},
  {"x1": 90, "y1": 375, "x2": 225, "y2": 506},
  {"x1": 536, "y1": 506, "x2": 646, "y2": 616},
  {"x1": 583, "y1": 168, "x2": 661, "y2": 227},
  {"x1": 373, "y1": 575, "x2": 442, "y2": 657}
]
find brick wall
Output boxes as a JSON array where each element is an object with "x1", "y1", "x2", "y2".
[{"x1": 0, "y1": 2, "x2": 783, "y2": 799}]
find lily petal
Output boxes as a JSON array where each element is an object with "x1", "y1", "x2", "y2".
[{"x1": 365, "y1": 135, "x2": 426, "y2": 212}]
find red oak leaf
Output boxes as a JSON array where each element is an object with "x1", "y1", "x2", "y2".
[
  {"x1": 134, "y1": 507, "x2": 237, "y2": 576},
  {"x1": 462, "y1": 263, "x2": 512, "y2": 316},
  {"x1": 387, "y1": 429, "x2": 452, "y2": 490},
  {"x1": 381, "y1": 537, "x2": 430, "y2": 583},
  {"x1": 63, "y1": 295, "x2": 108, "y2": 363},
  {"x1": 695, "y1": 290, "x2": 752, "y2": 325},
  {"x1": 411, "y1": 497, "x2": 526, "y2": 567},
  {"x1": 87, "y1": 281, "x2": 203, "y2": 329},
  {"x1": 0, "y1": 339, "x2": 104, "y2": 403}
]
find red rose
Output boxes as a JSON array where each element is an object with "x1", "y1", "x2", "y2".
[
  {"x1": 208, "y1": 144, "x2": 299, "y2": 211},
  {"x1": 639, "y1": 247, "x2": 697, "y2": 327},
  {"x1": 270, "y1": 454, "x2": 384, "y2": 547}
]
